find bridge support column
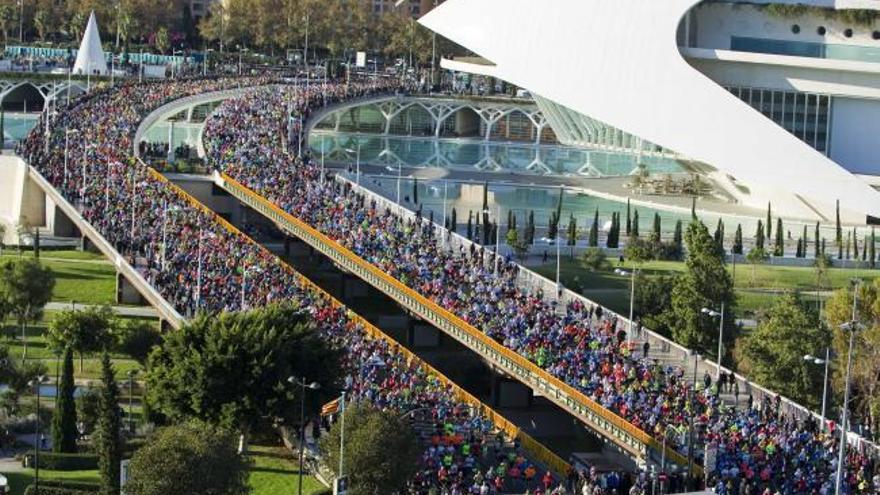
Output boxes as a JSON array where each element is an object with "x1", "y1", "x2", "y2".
[
  {"x1": 490, "y1": 375, "x2": 533, "y2": 409},
  {"x1": 116, "y1": 273, "x2": 146, "y2": 306},
  {"x1": 406, "y1": 319, "x2": 441, "y2": 348},
  {"x1": 80, "y1": 235, "x2": 94, "y2": 252},
  {"x1": 47, "y1": 201, "x2": 78, "y2": 237}
]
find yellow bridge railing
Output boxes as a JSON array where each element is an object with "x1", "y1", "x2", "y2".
[
  {"x1": 217, "y1": 172, "x2": 702, "y2": 476},
  {"x1": 145, "y1": 164, "x2": 570, "y2": 476}
]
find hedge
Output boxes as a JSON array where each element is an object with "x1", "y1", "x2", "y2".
[
  {"x1": 22, "y1": 452, "x2": 98, "y2": 470},
  {"x1": 24, "y1": 486, "x2": 97, "y2": 495}
]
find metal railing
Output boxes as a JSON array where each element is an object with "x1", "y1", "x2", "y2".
[{"x1": 216, "y1": 171, "x2": 699, "y2": 474}]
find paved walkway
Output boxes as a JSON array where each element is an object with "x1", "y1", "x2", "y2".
[{"x1": 45, "y1": 301, "x2": 159, "y2": 318}]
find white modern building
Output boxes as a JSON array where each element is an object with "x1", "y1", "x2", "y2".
[{"x1": 421, "y1": 0, "x2": 880, "y2": 224}]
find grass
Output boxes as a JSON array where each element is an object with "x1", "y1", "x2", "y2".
[
  {"x1": 534, "y1": 258, "x2": 878, "y2": 319},
  {"x1": 247, "y1": 444, "x2": 326, "y2": 495},
  {"x1": 1, "y1": 250, "x2": 116, "y2": 305},
  {"x1": 5, "y1": 468, "x2": 101, "y2": 495}
]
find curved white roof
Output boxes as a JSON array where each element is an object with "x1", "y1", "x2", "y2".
[{"x1": 421, "y1": 0, "x2": 880, "y2": 221}]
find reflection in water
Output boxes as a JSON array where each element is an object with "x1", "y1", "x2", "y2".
[
  {"x1": 3, "y1": 113, "x2": 39, "y2": 145},
  {"x1": 309, "y1": 132, "x2": 686, "y2": 178},
  {"x1": 140, "y1": 122, "x2": 204, "y2": 151}
]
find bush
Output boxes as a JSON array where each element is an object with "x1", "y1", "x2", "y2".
[
  {"x1": 580, "y1": 248, "x2": 610, "y2": 272},
  {"x1": 24, "y1": 479, "x2": 101, "y2": 494},
  {"x1": 24, "y1": 486, "x2": 97, "y2": 495},
  {"x1": 23, "y1": 452, "x2": 98, "y2": 470}
]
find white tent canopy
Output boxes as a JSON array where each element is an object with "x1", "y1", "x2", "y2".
[{"x1": 72, "y1": 11, "x2": 108, "y2": 76}]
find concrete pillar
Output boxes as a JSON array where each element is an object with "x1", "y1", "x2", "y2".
[
  {"x1": 490, "y1": 375, "x2": 533, "y2": 409},
  {"x1": 48, "y1": 202, "x2": 78, "y2": 237},
  {"x1": 19, "y1": 173, "x2": 47, "y2": 229},
  {"x1": 116, "y1": 273, "x2": 146, "y2": 305},
  {"x1": 406, "y1": 319, "x2": 441, "y2": 348},
  {"x1": 80, "y1": 235, "x2": 94, "y2": 252}
]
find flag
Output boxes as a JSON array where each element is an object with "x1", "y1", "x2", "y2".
[{"x1": 321, "y1": 397, "x2": 340, "y2": 417}]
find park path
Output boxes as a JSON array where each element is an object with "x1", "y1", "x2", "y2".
[{"x1": 45, "y1": 302, "x2": 158, "y2": 318}]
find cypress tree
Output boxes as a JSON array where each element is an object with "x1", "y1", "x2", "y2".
[
  {"x1": 822, "y1": 238, "x2": 826, "y2": 256},
  {"x1": 756, "y1": 220, "x2": 765, "y2": 250},
  {"x1": 466, "y1": 211, "x2": 473, "y2": 240},
  {"x1": 626, "y1": 199, "x2": 632, "y2": 236},
  {"x1": 607, "y1": 212, "x2": 618, "y2": 248},
  {"x1": 526, "y1": 210, "x2": 535, "y2": 245},
  {"x1": 589, "y1": 209, "x2": 599, "y2": 247},
  {"x1": 52, "y1": 346, "x2": 78, "y2": 453},
  {"x1": 733, "y1": 224, "x2": 743, "y2": 255},
  {"x1": 507, "y1": 209, "x2": 513, "y2": 233},
  {"x1": 870, "y1": 227, "x2": 876, "y2": 268},
  {"x1": 412, "y1": 177, "x2": 418, "y2": 205},
  {"x1": 853, "y1": 227, "x2": 860, "y2": 261},
  {"x1": 631, "y1": 209, "x2": 640, "y2": 238},
  {"x1": 652, "y1": 213, "x2": 661, "y2": 244},
  {"x1": 567, "y1": 214, "x2": 577, "y2": 246},
  {"x1": 802, "y1": 225, "x2": 808, "y2": 257},
  {"x1": 796, "y1": 238, "x2": 803, "y2": 258},
  {"x1": 691, "y1": 196, "x2": 697, "y2": 220},
  {"x1": 673, "y1": 219, "x2": 683, "y2": 253},
  {"x1": 846, "y1": 232, "x2": 851, "y2": 260},
  {"x1": 774, "y1": 217, "x2": 784, "y2": 256},
  {"x1": 511, "y1": 213, "x2": 517, "y2": 232},
  {"x1": 451, "y1": 208, "x2": 457, "y2": 234},
  {"x1": 814, "y1": 222, "x2": 820, "y2": 258},
  {"x1": 714, "y1": 218, "x2": 724, "y2": 247},
  {"x1": 766, "y1": 203, "x2": 772, "y2": 242},
  {"x1": 835, "y1": 199, "x2": 842, "y2": 250},
  {"x1": 96, "y1": 352, "x2": 121, "y2": 495}
]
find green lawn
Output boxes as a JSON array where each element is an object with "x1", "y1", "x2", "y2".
[
  {"x1": 5, "y1": 468, "x2": 101, "y2": 495},
  {"x1": 1, "y1": 251, "x2": 116, "y2": 305},
  {"x1": 534, "y1": 258, "x2": 878, "y2": 318},
  {"x1": 247, "y1": 445, "x2": 327, "y2": 495}
]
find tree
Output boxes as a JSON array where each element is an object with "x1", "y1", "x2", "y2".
[
  {"x1": 581, "y1": 248, "x2": 610, "y2": 272},
  {"x1": 466, "y1": 211, "x2": 473, "y2": 240},
  {"x1": 625, "y1": 198, "x2": 632, "y2": 236},
  {"x1": 33, "y1": 8, "x2": 50, "y2": 40},
  {"x1": 46, "y1": 306, "x2": 114, "y2": 371},
  {"x1": 588, "y1": 209, "x2": 599, "y2": 247},
  {"x1": 746, "y1": 247, "x2": 769, "y2": 287},
  {"x1": 871, "y1": 227, "x2": 876, "y2": 268},
  {"x1": 661, "y1": 220, "x2": 736, "y2": 353},
  {"x1": 566, "y1": 214, "x2": 577, "y2": 246},
  {"x1": 548, "y1": 188, "x2": 563, "y2": 242},
  {"x1": 774, "y1": 217, "x2": 784, "y2": 256},
  {"x1": 825, "y1": 279, "x2": 880, "y2": 433},
  {"x1": 96, "y1": 352, "x2": 121, "y2": 495},
  {"x1": 631, "y1": 209, "x2": 640, "y2": 238},
  {"x1": 146, "y1": 305, "x2": 341, "y2": 449},
  {"x1": 319, "y1": 405, "x2": 420, "y2": 495},
  {"x1": 525, "y1": 211, "x2": 535, "y2": 245},
  {"x1": 815, "y1": 222, "x2": 821, "y2": 259},
  {"x1": 113, "y1": 319, "x2": 161, "y2": 366},
  {"x1": 450, "y1": 208, "x2": 457, "y2": 234},
  {"x1": 853, "y1": 227, "x2": 860, "y2": 261},
  {"x1": 714, "y1": 218, "x2": 725, "y2": 256},
  {"x1": 624, "y1": 237, "x2": 655, "y2": 266},
  {"x1": 766, "y1": 202, "x2": 772, "y2": 242},
  {"x1": 802, "y1": 225, "x2": 808, "y2": 258},
  {"x1": 126, "y1": 421, "x2": 250, "y2": 495},
  {"x1": 835, "y1": 199, "x2": 842, "y2": 259},
  {"x1": 651, "y1": 213, "x2": 661, "y2": 244},
  {"x1": 52, "y1": 346, "x2": 78, "y2": 453},
  {"x1": 741, "y1": 292, "x2": 827, "y2": 408},
  {"x1": 155, "y1": 26, "x2": 171, "y2": 54},
  {"x1": 635, "y1": 274, "x2": 676, "y2": 335},
  {"x1": 606, "y1": 212, "x2": 619, "y2": 248},
  {"x1": 0, "y1": 258, "x2": 55, "y2": 359},
  {"x1": 507, "y1": 228, "x2": 528, "y2": 261},
  {"x1": 732, "y1": 224, "x2": 743, "y2": 255},
  {"x1": 672, "y1": 220, "x2": 683, "y2": 259},
  {"x1": 755, "y1": 220, "x2": 765, "y2": 251}
]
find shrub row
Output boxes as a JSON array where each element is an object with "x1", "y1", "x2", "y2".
[{"x1": 22, "y1": 452, "x2": 98, "y2": 470}]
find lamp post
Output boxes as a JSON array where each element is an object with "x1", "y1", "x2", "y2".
[
  {"x1": 614, "y1": 268, "x2": 636, "y2": 344},
  {"x1": 171, "y1": 49, "x2": 183, "y2": 79},
  {"x1": 29, "y1": 375, "x2": 47, "y2": 493},
  {"x1": 161, "y1": 202, "x2": 182, "y2": 270},
  {"x1": 835, "y1": 279, "x2": 863, "y2": 495},
  {"x1": 195, "y1": 227, "x2": 216, "y2": 312},
  {"x1": 804, "y1": 348, "x2": 831, "y2": 430},
  {"x1": 287, "y1": 377, "x2": 320, "y2": 495},
  {"x1": 63, "y1": 128, "x2": 79, "y2": 190},
  {"x1": 701, "y1": 303, "x2": 725, "y2": 381},
  {"x1": 127, "y1": 369, "x2": 137, "y2": 433},
  {"x1": 240, "y1": 266, "x2": 262, "y2": 310},
  {"x1": 343, "y1": 143, "x2": 361, "y2": 186}
]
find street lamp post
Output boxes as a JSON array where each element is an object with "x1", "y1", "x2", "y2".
[
  {"x1": 835, "y1": 280, "x2": 863, "y2": 495},
  {"x1": 127, "y1": 369, "x2": 137, "y2": 433},
  {"x1": 29, "y1": 375, "x2": 47, "y2": 493},
  {"x1": 287, "y1": 377, "x2": 320, "y2": 495},
  {"x1": 614, "y1": 268, "x2": 636, "y2": 344},
  {"x1": 343, "y1": 144, "x2": 361, "y2": 186},
  {"x1": 63, "y1": 128, "x2": 79, "y2": 190},
  {"x1": 804, "y1": 348, "x2": 831, "y2": 430},
  {"x1": 701, "y1": 303, "x2": 726, "y2": 381},
  {"x1": 240, "y1": 266, "x2": 262, "y2": 310}
]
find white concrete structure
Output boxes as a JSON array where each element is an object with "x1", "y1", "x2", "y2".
[
  {"x1": 73, "y1": 11, "x2": 108, "y2": 76},
  {"x1": 422, "y1": 0, "x2": 880, "y2": 224}
]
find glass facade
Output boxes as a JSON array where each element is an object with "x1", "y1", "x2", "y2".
[
  {"x1": 725, "y1": 86, "x2": 831, "y2": 154},
  {"x1": 731, "y1": 36, "x2": 880, "y2": 65}
]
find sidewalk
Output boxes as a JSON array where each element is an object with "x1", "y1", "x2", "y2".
[{"x1": 45, "y1": 301, "x2": 159, "y2": 318}]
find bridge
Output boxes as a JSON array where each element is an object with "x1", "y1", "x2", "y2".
[{"x1": 7, "y1": 81, "x2": 575, "y2": 481}]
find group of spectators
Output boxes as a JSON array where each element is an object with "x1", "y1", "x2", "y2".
[
  {"x1": 203, "y1": 84, "x2": 880, "y2": 494},
  {"x1": 17, "y1": 77, "x2": 567, "y2": 494}
]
